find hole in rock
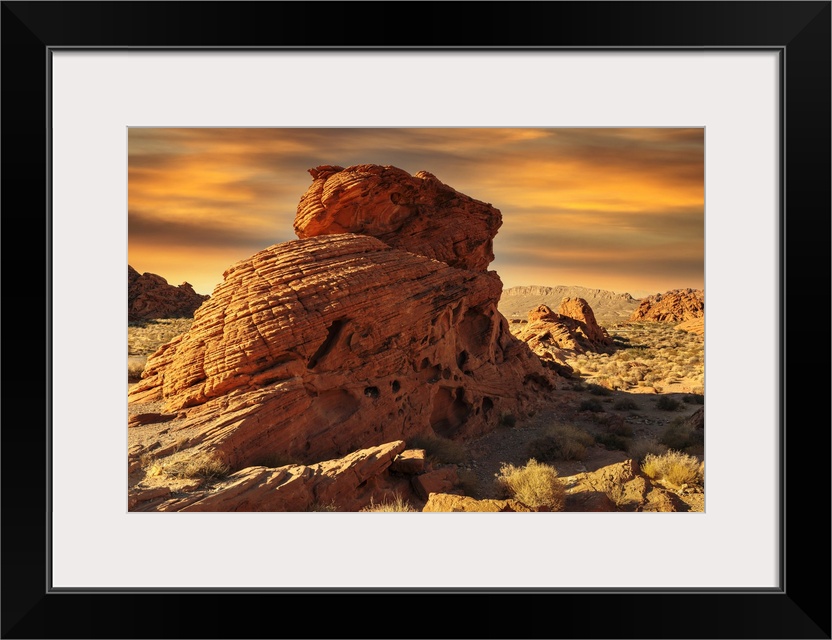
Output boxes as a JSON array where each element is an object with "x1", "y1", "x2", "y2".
[
  {"x1": 429, "y1": 386, "x2": 472, "y2": 438},
  {"x1": 364, "y1": 386, "x2": 380, "y2": 399},
  {"x1": 391, "y1": 380, "x2": 401, "y2": 393}
]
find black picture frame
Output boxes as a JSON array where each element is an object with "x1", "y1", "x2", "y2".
[{"x1": 2, "y1": 2, "x2": 829, "y2": 638}]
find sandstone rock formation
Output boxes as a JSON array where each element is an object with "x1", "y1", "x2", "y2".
[
  {"x1": 295, "y1": 164, "x2": 500, "y2": 272},
  {"x1": 129, "y1": 165, "x2": 557, "y2": 506},
  {"x1": 629, "y1": 288, "x2": 704, "y2": 324},
  {"x1": 128, "y1": 265, "x2": 209, "y2": 321},
  {"x1": 561, "y1": 458, "x2": 690, "y2": 512},
  {"x1": 508, "y1": 298, "x2": 613, "y2": 374},
  {"x1": 500, "y1": 285, "x2": 639, "y2": 325},
  {"x1": 131, "y1": 441, "x2": 422, "y2": 512}
]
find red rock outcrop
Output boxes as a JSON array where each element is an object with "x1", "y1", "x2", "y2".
[
  {"x1": 561, "y1": 458, "x2": 690, "y2": 512},
  {"x1": 294, "y1": 164, "x2": 501, "y2": 272},
  {"x1": 129, "y1": 231, "x2": 553, "y2": 472},
  {"x1": 629, "y1": 288, "x2": 704, "y2": 324},
  {"x1": 129, "y1": 265, "x2": 209, "y2": 321},
  {"x1": 134, "y1": 441, "x2": 411, "y2": 512},
  {"x1": 508, "y1": 298, "x2": 612, "y2": 374}
]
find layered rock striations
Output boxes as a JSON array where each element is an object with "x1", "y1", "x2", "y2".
[
  {"x1": 629, "y1": 288, "x2": 704, "y2": 324},
  {"x1": 129, "y1": 266, "x2": 209, "y2": 321},
  {"x1": 295, "y1": 164, "x2": 500, "y2": 272},
  {"x1": 129, "y1": 165, "x2": 556, "y2": 506}
]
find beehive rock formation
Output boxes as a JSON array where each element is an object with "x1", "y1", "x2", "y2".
[
  {"x1": 128, "y1": 265, "x2": 209, "y2": 321},
  {"x1": 129, "y1": 166, "x2": 556, "y2": 481},
  {"x1": 295, "y1": 164, "x2": 500, "y2": 272},
  {"x1": 629, "y1": 288, "x2": 704, "y2": 324},
  {"x1": 508, "y1": 298, "x2": 613, "y2": 373}
]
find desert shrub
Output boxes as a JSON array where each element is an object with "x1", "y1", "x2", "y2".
[
  {"x1": 641, "y1": 450, "x2": 703, "y2": 487},
  {"x1": 306, "y1": 501, "x2": 339, "y2": 512},
  {"x1": 659, "y1": 418, "x2": 704, "y2": 451},
  {"x1": 166, "y1": 453, "x2": 230, "y2": 480},
  {"x1": 146, "y1": 452, "x2": 230, "y2": 481},
  {"x1": 594, "y1": 433, "x2": 629, "y2": 451},
  {"x1": 682, "y1": 393, "x2": 705, "y2": 405},
  {"x1": 527, "y1": 424, "x2": 595, "y2": 461},
  {"x1": 613, "y1": 398, "x2": 638, "y2": 411},
  {"x1": 127, "y1": 357, "x2": 147, "y2": 382},
  {"x1": 360, "y1": 494, "x2": 417, "y2": 512},
  {"x1": 495, "y1": 459, "x2": 565, "y2": 511},
  {"x1": 579, "y1": 399, "x2": 604, "y2": 413},
  {"x1": 456, "y1": 468, "x2": 482, "y2": 497},
  {"x1": 409, "y1": 434, "x2": 468, "y2": 465},
  {"x1": 627, "y1": 438, "x2": 668, "y2": 462},
  {"x1": 586, "y1": 383, "x2": 612, "y2": 397},
  {"x1": 656, "y1": 396, "x2": 681, "y2": 411}
]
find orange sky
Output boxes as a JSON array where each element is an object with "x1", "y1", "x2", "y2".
[{"x1": 128, "y1": 128, "x2": 704, "y2": 298}]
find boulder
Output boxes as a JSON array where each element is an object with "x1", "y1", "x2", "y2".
[
  {"x1": 129, "y1": 232, "x2": 554, "y2": 471},
  {"x1": 294, "y1": 164, "x2": 501, "y2": 272},
  {"x1": 149, "y1": 441, "x2": 408, "y2": 512},
  {"x1": 412, "y1": 467, "x2": 459, "y2": 500},
  {"x1": 509, "y1": 298, "x2": 612, "y2": 372}
]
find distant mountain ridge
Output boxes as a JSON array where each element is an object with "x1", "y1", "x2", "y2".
[{"x1": 499, "y1": 285, "x2": 640, "y2": 326}]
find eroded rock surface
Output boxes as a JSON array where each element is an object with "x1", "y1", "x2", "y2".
[
  {"x1": 129, "y1": 265, "x2": 209, "y2": 321},
  {"x1": 129, "y1": 233, "x2": 553, "y2": 471},
  {"x1": 295, "y1": 164, "x2": 501, "y2": 272},
  {"x1": 561, "y1": 459, "x2": 688, "y2": 512},
  {"x1": 629, "y1": 288, "x2": 704, "y2": 324},
  {"x1": 508, "y1": 298, "x2": 612, "y2": 374}
]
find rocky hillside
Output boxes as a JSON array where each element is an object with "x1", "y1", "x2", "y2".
[
  {"x1": 629, "y1": 288, "x2": 704, "y2": 324},
  {"x1": 500, "y1": 285, "x2": 639, "y2": 326},
  {"x1": 128, "y1": 266, "x2": 209, "y2": 321},
  {"x1": 128, "y1": 164, "x2": 560, "y2": 510}
]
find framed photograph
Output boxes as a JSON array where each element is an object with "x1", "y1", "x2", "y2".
[{"x1": 3, "y1": 2, "x2": 829, "y2": 638}]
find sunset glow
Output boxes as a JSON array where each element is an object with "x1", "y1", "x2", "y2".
[{"x1": 128, "y1": 128, "x2": 704, "y2": 298}]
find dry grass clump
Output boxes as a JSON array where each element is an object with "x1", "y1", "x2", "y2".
[
  {"x1": 360, "y1": 494, "x2": 417, "y2": 512},
  {"x1": 579, "y1": 399, "x2": 604, "y2": 413},
  {"x1": 641, "y1": 450, "x2": 703, "y2": 487},
  {"x1": 656, "y1": 396, "x2": 681, "y2": 411},
  {"x1": 659, "y1": 417, "x2": 704, "y2": 453},
  {"x1": 495, "y1": 459, "x2": 565, "y2": 511},
  {"x1": 127, "y1": 356, "x2": 147, "y2": 382},
  {"x1": 146, "y1": 451, "x2": 230, "y2": 481},
  {"x1": 613, "y1": 397, "x2": 638, "y2": 411},
  {"x1": 408, "y1": 434, "x2": 468, "y2": 465},
  {"x1": 527, "y1": 424, "x2": 595, "y2": 461},
  {"x1": 627, "y1": 437, "x2": 668, "y2": 462}
]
